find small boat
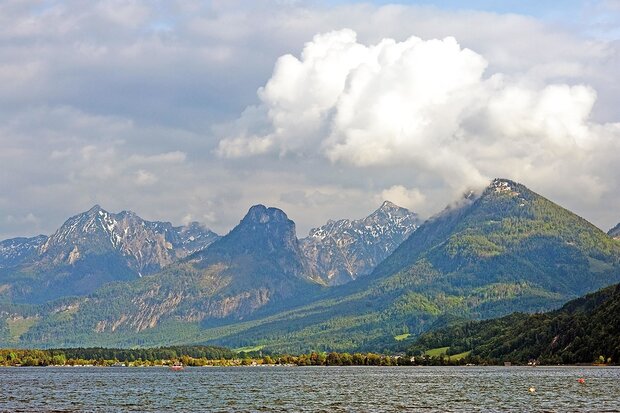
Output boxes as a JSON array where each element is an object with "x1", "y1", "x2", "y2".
[{"x1": 170, "y1": 362, "x2": 184, "y2": 371}]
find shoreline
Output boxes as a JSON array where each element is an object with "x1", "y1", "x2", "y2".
[{"x1": 1, "y1": 364, "x2": 617, "y2": 369}]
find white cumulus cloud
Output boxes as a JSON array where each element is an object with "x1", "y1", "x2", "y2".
[
  {"x1": 217, "y1": 29, "x2": 620, "y2": 200},
  {"x1": 1, "y1": 2, "x2": 620, "y2": 239}
]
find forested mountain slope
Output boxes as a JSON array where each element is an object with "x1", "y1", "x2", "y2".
[
  {"x1": 193, "y1": 178, "x2": 620, "y2": 352},
  {"x1": 1, "y1": 179, "x2": 619, "y2": 352},
  {"x1": 409, "y1": 282, "x2": 620, "y2": 364},
  {"x1": 0, "y1": 205, "x2": 322, "y2": 347}
]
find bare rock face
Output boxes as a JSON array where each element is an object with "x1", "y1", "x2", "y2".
[
  {"x1": 609, "y1": 223, "x2": 620, "y2": 240},
  {"x1": 196, "y1": 205, "x2": 310, "y2": 279},
  {"x1": 0, "y1": 235, "x2": 47, "y2": 268},
  {"x1": 32, "y1": 205, "x2": 322, "y2": 340},
  {"x1": 5, "y1": 180, "x2": 620, "y2": 351},
  {"x1": 37, "y1": 206, "x2": 219, "y2": 274},
  {"x1": 0, "y1": 205, "x2": 220, "y2": 303},
  {"x1": 186, "y1": 204, "x2": 318, "y2": 308},
  {"x1": 300, "y1": 201, "x2": 421, "y2": 285}
]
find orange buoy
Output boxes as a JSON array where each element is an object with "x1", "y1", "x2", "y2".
[{"x1": 578, "y1": 378, "x2": 585, "y2": 384}]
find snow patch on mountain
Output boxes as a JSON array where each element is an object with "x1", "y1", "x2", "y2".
[
  {"x1": 1, "y1": 205, "x2": 220, "y2": 275},
  {"x1": 0, "y1": 235, "x2": 48, "y2": 268},
  {"x1": 301, "y1": 201, "x2": 420, "y2": 285}
]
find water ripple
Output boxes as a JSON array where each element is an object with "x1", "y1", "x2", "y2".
[{"x1": 0, "y1": 366, "x2": 619, "y2": 412}]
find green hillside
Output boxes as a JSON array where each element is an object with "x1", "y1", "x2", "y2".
[
  {"x1": 1, "y1": 179, "x2": 619, "y2": 352},
  {"x1": 194, "y1": 178, "x2": 620, "y2": 352},
  {"x1": 0, "y1": 206, "x2": 322, "y2": 348},
  {"x1": 409, "y1": 282, "x2": 620, "y2": 364},
  {"x1": 373, "y1": 179, "x2": 620, "y2": 303}
]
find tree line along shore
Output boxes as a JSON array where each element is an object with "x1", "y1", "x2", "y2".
[
  {"x1": 0, "y1": 346, "x2": 615, "y2": 367},
  {"x1": 0, "y1": 346, "x2": 433, "y2": 367}
]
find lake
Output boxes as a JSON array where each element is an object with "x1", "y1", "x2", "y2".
[{"x1": 1, "y1": 366, "x2": 619, "y2": 412}]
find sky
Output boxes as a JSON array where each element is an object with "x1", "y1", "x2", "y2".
[{"x1": 1, "y1": 0, "x2": 619, "y2": 239}]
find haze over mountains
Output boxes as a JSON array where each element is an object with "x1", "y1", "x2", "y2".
[{"x1": 0, "y1": 178, "x2": 619, "y2": 351}]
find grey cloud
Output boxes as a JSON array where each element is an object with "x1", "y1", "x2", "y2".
[
  {"x1": 0, "y1": 1, "x2": 619, "y2": 240},
  {"x1": 217, "y1": 30, "x2": 620, "y2": 223}
]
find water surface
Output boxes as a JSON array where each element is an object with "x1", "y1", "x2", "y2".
[{"x1": 1, "y1": 366, "x2": 619, "y2": 412}]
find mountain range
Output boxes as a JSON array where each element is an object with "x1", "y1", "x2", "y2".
[
  {"x1": 0, "y1": 202, "x2": 417, "y2": 305},
  {"x1": 610, "y1": 223, "x2": 620, "y2": 239},
  {"x1": 0, "y1": 206, "x2": 220, "y2": 303},
  {"x1": 180, "y1": 178, "x2": 620, "y2": 353},
  {"x1": 1, "y1": 178, "x2": 619, "y2": 352}
]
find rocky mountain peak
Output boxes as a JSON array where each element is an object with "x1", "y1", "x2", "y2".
[
  {"x1": 243, "y1": 204, "x2": 290, "y2": 225},
  {"x1": 226, "y1": 205, "x2": 298, "y2": 251},
  {"x1": 486, "y1": 178, "x2": 523, "y2": 197},
  {"x1": 378, "y1": 200, "x2": 399, "y2": 210},
  {"x1": 230, "y1": 205, "x2": 299, "y2": 252},
  {"x1": 0, "y1": 205, "x2": 220, "y2": 302},
  {"x1": 192, "y1": 204, "x2": 310, "y2": 282},
  {"x1": 370, "y1": 200, "x2": 419, "y2": 222},
  {"x1": 301, "y1": 201, "x2": 421, "y2": 285},
  {"x1": 472, "y1": 178, "x2": 538, "y2": 214},
  {"x1": 609, "y1": 223, "x2": 620, "y2": 240},
  {"x1": 87, "y1": 204, "x2": 104, "y2": 213},
  {"x1": 0, "y1": 235, "x2": 48, "y2": 268}
]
